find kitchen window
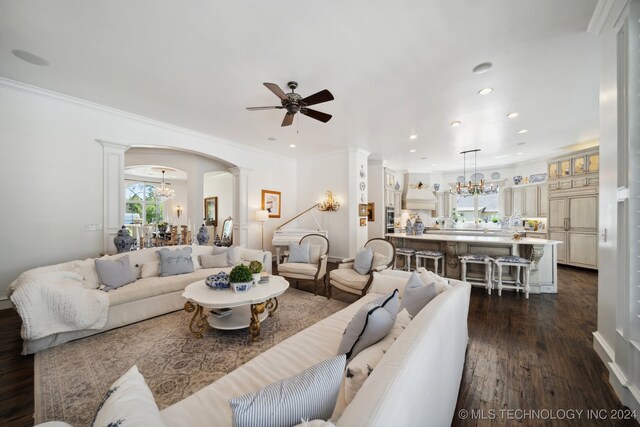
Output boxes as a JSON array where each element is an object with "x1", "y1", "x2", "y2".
[{"x1": 455, "y1": 190, "x2": 499, "y2": 221}]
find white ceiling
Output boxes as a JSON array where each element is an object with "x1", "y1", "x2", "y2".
[
  {"x1": 125, "y1": 165, "x2": 188, "y2": 181},
  {"x1": 0, "y1": 0, "x2": 599, "y2": 172}
]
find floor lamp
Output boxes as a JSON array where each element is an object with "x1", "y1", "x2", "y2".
[{"x1": 256, "y1": 210, "x2": 269, "y2": 249}]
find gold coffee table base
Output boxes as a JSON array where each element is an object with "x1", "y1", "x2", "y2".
[{"x1": 184, "y1": 297, "x2": 279, "y2": 341}]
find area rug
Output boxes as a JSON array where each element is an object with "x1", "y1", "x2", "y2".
[{"x1": 34, "y1": 288, "x2": 349, "y2": 426}]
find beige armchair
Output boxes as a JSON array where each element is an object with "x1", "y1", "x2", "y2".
[
  {"x1": 328, "y1": 238, "x2": 395, "y2": 298},
  {"x1": 277, "y1": 234, "x2": 330, "y2": 296}
]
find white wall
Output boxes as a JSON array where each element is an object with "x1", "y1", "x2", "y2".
[
  {"x1": 203, "y1": 172, "x2": 233, "y2": 236},
  {"x1": 297, "y1": 151, "x2": 350, "y2": 260},
  {"x1": 0, "y1": 79, "x2": 296, "y2": 301}
]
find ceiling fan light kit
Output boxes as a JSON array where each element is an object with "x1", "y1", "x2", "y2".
[{"x1": 247, "y1": 81, "x2": 334, "y2": 127}]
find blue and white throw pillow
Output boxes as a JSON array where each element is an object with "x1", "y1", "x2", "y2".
[
  {"x1": 400, "y1": 272, "x2": 437, "y2": 317},
  {"x1": 229, "y1": 355, "x2": 346, "y2": 427},
  {"x1": 157, "y1": 247, "x2": 194, "y2": 277},
  {"x1": 353, "y1": 247, "x2": 373, "y2": 275},
  {"x1": 92, "y1": 365, "x2": 166, "y2": 427},
  {"x1": 288, "y1": 241, "x2": 311, "y2": 263},
  {"x1": 337, "y1": 290, "x2": 399, "y2": 361}
]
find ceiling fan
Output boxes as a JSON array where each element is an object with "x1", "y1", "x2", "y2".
[{"x1": 246, "y1": 81, "x2": 334, "y2": 127}]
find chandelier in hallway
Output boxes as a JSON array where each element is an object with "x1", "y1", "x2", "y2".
[{"x1": 153, "y1": 170, "x2": 175, "y2": 201}]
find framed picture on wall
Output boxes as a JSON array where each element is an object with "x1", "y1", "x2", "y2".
[
  {"x1": 204, "y1": 197, "x2": 218, "y2": 226},
  {"x1": 358, "y1": 203, "x2": 368, "y2": 217},
  {"x1": 359, "y1": 217, "x2": 367, "y2": 227},
  {"x1": 261, "y1": 189, "x2": 281, "y2": 218},
  {"x1": 367, "y1": 202, "x2": 375, "y2": 222}
]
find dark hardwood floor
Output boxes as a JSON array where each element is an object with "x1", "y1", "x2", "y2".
[
  {"x1": 0, "y1": 265, "x2": 633, "y2": 426},
  {"x1": 453, "y1": 266, "x2": 636, "y2": 427}
]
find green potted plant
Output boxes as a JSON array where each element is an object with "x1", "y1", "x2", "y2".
[
  {"x1": 229, "y1": 264, "x2": 253, "y2": 293},
  {"x1": 249, "y1": 261, "x2": 263, "y2": 284}
]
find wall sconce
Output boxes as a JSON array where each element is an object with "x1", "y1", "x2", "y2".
[
  {"x1": 317, "y1": 191, "x2": 340, "y2": 212},
  {"x1": 176, "y1": 205, "x2": 183, "y2": 218}
]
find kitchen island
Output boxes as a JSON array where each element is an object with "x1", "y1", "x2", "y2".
[{"x1": 386, "y1": 232, "x2": 561, "y2": 294}]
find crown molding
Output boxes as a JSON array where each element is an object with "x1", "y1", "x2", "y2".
[
  {"x1": 588, "y1": 0, "x2": 630, "y2": 35},
  {"x1": 0, "y1": 77, "x2": 296, "y2": 165}
]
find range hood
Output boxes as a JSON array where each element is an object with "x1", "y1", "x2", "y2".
[{"x1": 403, "y1": 175, "x2": 437, "y2": 210}]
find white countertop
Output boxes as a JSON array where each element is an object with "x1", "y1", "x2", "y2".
[{"x1": 386, "y1": 232, "x2": 561, "y2": 245}]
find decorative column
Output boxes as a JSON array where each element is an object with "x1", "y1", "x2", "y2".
[
  {"x1": 522, "y1": 244, "x2": 545, "y2": 290},
  {"x1": 230, "y1": 167, "x2": 249, "y2": 247},
  {"x1": 97, "y1": 140, "x2": 129, "y2": 253},
  {"x1": 444, "y1": 242, "x2": 459, "y2": 278}
]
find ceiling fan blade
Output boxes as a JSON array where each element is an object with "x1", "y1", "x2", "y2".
[
  {"x1": 301, "y1": 89, "x2": 334, "y2": 107},
  {"x1": 246, "y1": 106, "x2": 283, "y2": 111},
  {"x1": 301, "y1": 108, "x2": 332, "y2": 123},
  {"x1": 263, "y1": 83, "x2": 287, "y2": 100},
  {"x1": 281, "y1": 112, "x2": 294, "y2": 127}
]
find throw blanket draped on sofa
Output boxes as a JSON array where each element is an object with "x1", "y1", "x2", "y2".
[{"x1": 10, "y1": 271, "x2": 109, "y2": 340}]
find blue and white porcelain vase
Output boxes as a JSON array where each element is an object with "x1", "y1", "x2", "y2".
[
  {"x1": 197, "y1": 224, "x2": 210, "y2": 245},
  {"x1": 405, "y1": 218, "x2": 413, "y2": 235},
  {"x1": 113, "y1": 226, "x2": 134, "y2": 253},
  {"x1": 413, "y1": 216, "x2": 425, "y2": 235}
]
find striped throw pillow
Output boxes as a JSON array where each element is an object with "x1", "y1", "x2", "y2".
[
  {"x1": 229, "y1": 354, "x2": 346, "y2": 427},
  {"x1": 337, "y1": 290, "x2": 399, "y2": 361}
]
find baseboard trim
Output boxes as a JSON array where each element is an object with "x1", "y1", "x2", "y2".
[{"x1": 593, "y1": 331, "x2": 615, "y2": 365}]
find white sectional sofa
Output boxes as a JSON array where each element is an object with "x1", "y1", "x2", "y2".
[
  {"x1": 158, "y1": 270, "x2": 471, "y2": 427},
  {"x1": 9, "y1": 245, "x2": 272, "y2": 355}
]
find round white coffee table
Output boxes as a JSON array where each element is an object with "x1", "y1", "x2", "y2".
[{"x1": 182, "y1": 275, "x2": 289, "y2": 341}]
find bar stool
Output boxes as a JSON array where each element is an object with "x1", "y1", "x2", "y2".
[
  {"x1": 395, "y1": 248, "x2": 415, "y2": 271},
  {"x1": 415, "y1": 250, "x2": 445, "y2": 276},
  {"x1": 492, "y1": 255, "x2": 531, "y2": 299},
  {"x1": 458, "y1": 254, "x2": 493, "y2": 294}
]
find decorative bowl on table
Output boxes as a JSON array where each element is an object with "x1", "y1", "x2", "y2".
[
  {"x1": 205, "y1": 272, "x2": 230, "y2": 290},
  {"x1": 231, "y1": 282, "x2": 252, "y2": 293}
]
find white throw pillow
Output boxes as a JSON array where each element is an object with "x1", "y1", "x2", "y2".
[
  {"x1": 92, "y1": 365, "x2": 167, "y2": 427},
  {"x1": 293, "y1": 421, "x2": 337, "y2": 427},
  {"x1": 400, "y1": 272, "x2": 437, "y2": 317},
  {"x1": 226, "y1": 245, "x2": 245, "y2": 266},
  {"x1": 229, "y1": 355, "x2": 346, "y2": 427},
  {"x1": 337, "y1": 290, "x2": 399, "y2": 361},
  {"x1": 73, "y1": 258, "x2": 100, "y2": 289},
  {"x1": 371, "y1": 252, "x2": 388, "y2": 269},
  {"x1": 344, "y1": 309, "x2": 412, "y2": 403},
  {"x1": 199, "y1": 253, "x2": 229, "y2": 269},
  {"x1": 140, "y1": 261, "x2": 161, "y2": 278},
  {"x1": 368, "y1": 272, "x2": 410, "y2": 298},
  {"x1": 416, "y1": 267, "x2": 451, "y2": 293}
]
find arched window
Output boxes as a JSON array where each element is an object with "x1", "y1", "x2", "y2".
[{"x1": 125, "y1": 182, "x2": 164, "y2": 225}]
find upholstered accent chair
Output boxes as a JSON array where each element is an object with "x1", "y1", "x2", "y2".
[
  {"x1": 328, "y1": 238, "x2": 395, "y2": 298},
  {"x1": 277, "y1": 234, "x2": 330, "y2": 295}
]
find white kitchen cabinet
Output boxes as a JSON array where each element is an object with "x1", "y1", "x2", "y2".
[
  {"x1": 502, "y1": 188, "x2": 512, "y2": 217},
  {"x1": 524, "y1": 186, "x2": 538, "y2": 217},
  {"x1": 512, "y1": 187, "x2": 524, "y2": 215},
  {"x1": 547, "y1": 148, "x2": 598, "y2": 269},
  {"x1": 537, "y1": 184, "x2": 548, "y2": 217}
]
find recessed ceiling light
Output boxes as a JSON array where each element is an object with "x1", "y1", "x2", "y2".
[
  {"x1": 432, "y1": 163, "x2": 437, "y2": 166},
  {"x1": 288, "y1": 144, "x2": 296, "y2": 148},
  {"x1": 478, "y1": 87, "x2": 493, "y2": 95},
  {"x1": 267, "y1": 137, "x2": 276, "y2": 141},
  {"x1": 409, "y1": 149, "x2": 416, "y2": 153},
  {"x1": 507, "y1": 112, "x2": 519, "y2": 118},
  {"x1": 450, "y1": 121, "x2": 461, "y2": 127},
  {"x1": 517, "y1": 129, "x2": 528, "y2": 134},
  {"x1": 409, "y1": 134, "x2": 418, "y2": 140},
  {"x1": 12, "y1": 49, "x2": 49, "y2": 66},
  {"x1": 516, "y1": 152, "x2": 524, "y2": 155},
  {"x1": 516, "y1": 142, "x2": 526, "y2": 146},
  {"x1": 472, "y1": 62, "x2": 493, "y2": 74}
]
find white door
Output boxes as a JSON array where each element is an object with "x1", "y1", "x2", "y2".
[
  {"x1": 538, "y1": 185, "x2": 548, "y2": 217},
  {"x1": 568, "y1": 195, "x2": 598, "y2": 231},
  {"x1": 548, "y1": 198, "x2": 567, "y2": 230},
  {"x1": 512, "y1": 188, "x2": 524, "y2": 215},
  {"x1": 524, "y1": 186, "x2": 538, "y2": 217}
]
